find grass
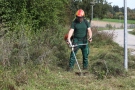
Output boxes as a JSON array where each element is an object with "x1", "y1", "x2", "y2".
[
  {"x1": 1, "y1": 65, "x2": 135, "y2": 90},
  {"x1": 93, "y1": 18, "x2": 135, "y2": 24},
  {"x1": 1, "y1": 26, "x2": 135, "y2": 90},
  {"x1": 129, "y1": 29, "x2": 135, "y2": 35}
]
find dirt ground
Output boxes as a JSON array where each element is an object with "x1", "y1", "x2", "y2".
[{"x1": 91, "y1": 20, "x2": 135, "y2": 29}]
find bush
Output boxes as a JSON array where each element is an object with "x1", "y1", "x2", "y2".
[
  {"x1": 0, "y1": 0, "x2": 70, "y2": 68},
  {"x1": 90, "y1": 51, "x2": 124, "y2": 79},
  {"x1": 129, "y1": 29, "x2": 135, "y2": 35},
  {"x1": 90, "y1": 26, "x2": 125, "y2": 79},
  {"x1": 106, "y1": 24, "x2": 113, "y2": 29},
  {"x1": 91, "y1": 26, "x2": 115, "y2": 48}
]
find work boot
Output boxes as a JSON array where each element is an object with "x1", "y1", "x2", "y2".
[
  {"x1": 83, "y1": 67, "x2": 88, "y2": 70},
  {"x1": 67, "y1": 67, "x2": 73, "y2": 72}
]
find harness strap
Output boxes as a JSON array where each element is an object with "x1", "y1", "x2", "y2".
[{"x1": 73, "y1": 19, "x2": 88, "y2": 43}]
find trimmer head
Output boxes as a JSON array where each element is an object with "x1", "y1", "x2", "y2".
[{"x1": 75, "y1": 72, "x2": 89, "y2": 76}]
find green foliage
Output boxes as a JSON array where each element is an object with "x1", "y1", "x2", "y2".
[
  {"x1": 94, "y1": 18, "x2": 135, "y2": 24},
  {"x1": 68, "y1": 0, "x2": 110, "y2": 20},
  {"x1": 89, "y1": 27, "x2": 126, "y2": 79},
  {"x1": 113, "y1": 5, "x2": 120, "y2": 12},
  {"x1": 128, "y1": 55, "x2": 135, "y2": 69},
  {"x1": 106, "y1": 24, "x2": 113, "y2": 29},
  {"x1": 94, "y1": 1, "x2": 110, "y2": 19},
  {"x1": 1, "y1": 0, "x2": 135, "y2": 89},
  {"x1": 0, "y1": 0, "x2": 69, "y2": 30},
  {"x1": 0, "y1": 0, "x2": 70, "y2": 68},
  {"x1": 105, "y1": 3, "x2": 135, "y2": 20},
  {"x1": 129, "y1": 29, "x2": 135, "y2": 35},
  {"x1": 91, "y1": 51, "x2": 124, "y2": 79},
  {"x1": 91, "y1": 27, "x2": 114, "y2": 47}
]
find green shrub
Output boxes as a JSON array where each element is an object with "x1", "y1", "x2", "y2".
[
  {"x1": 106, "y1": 24, "x2": 113, "y2": 29},
  {"x1": 129, "y1": 29, "x2": 135, "y2": 35},
  {"x1": 91, "y1": 27, "x2": 115, "y2": 47},
  {"x1": 91, "y1": 52, "x2": 124, "y2": 79},
  {"x1": 90, "y1": 27, "x2": 125, "y2": 79}
]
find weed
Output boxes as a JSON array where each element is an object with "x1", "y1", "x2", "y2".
[
  {"x1": 106, "y1": 24, "x2": 113, "y2": 29},
  {"x1": 129, "y1": 29, "x2": 135, "y2": 35},
  {"x1": 0, "y1": 20, "x2": 135, "y2": 90}
]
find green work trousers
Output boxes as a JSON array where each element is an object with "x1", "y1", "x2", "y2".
[{"x1": 69, "y1": 39, "x2": 89, "y2": 69}]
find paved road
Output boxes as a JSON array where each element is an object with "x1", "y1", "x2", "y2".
[{"x1": 102, "y1": 29, "x2": 135, "y2": 55}]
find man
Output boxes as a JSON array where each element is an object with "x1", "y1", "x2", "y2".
[{"x1": 67, "y1": 9, "x2": 92, "y2": 71}]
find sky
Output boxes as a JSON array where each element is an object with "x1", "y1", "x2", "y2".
[{"x1": 106, "y1": 0, "x2": 135, "y2": 9}]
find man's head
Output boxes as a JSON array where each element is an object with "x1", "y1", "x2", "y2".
[{"x1": 76, "y1": 9, "x2": 85, "y2": 22}]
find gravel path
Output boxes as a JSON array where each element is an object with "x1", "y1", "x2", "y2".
[
  {"x1": 91, "y1": 20, "x2": 135, "y2": 55},
  {"x1": 91, "y1": 20, "x2": 135, "y2": 28},
  {"x1": 102, "y1": 29, "x2": 135, "y2": 55}
]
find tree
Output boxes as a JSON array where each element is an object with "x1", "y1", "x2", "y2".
[
  {"x1": 0, "y1": 0, "x2": 69, "y2": 31},
  {"x1": 113, "y1": 5, "x2": 119, "y2": 12},
  {"x1": 71, "y1": 0, "x2": 110, "y2": 19},
  {"x1": 93, "y1": 0, "x2": 110, "y2": 19}
]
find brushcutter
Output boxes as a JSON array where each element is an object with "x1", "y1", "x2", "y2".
[{"x1": 69, "y1": 43, "x2": 88, "y2": 76}]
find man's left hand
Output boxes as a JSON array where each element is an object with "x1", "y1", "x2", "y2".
[{"x1": 88, "y1": 38, "x2": 92, "y2": 42}]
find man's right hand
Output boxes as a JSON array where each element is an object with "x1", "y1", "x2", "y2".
[
  {"x1": 66, "y1": 39, "x2": 72, "y2": 47},
  {"x1": 88, "y1": 38, "x2": 92, "y2": 42},
  {"x1": 66, "y1": 40, "x2": 70, "y2": 44}
]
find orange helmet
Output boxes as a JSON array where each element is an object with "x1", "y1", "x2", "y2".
[
  {"x1": 76, "y1": 9, "x2": 85, "y2": 17},
  {"x1": 64, "y1": 33, "x2": 68, "y2": 41}
]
